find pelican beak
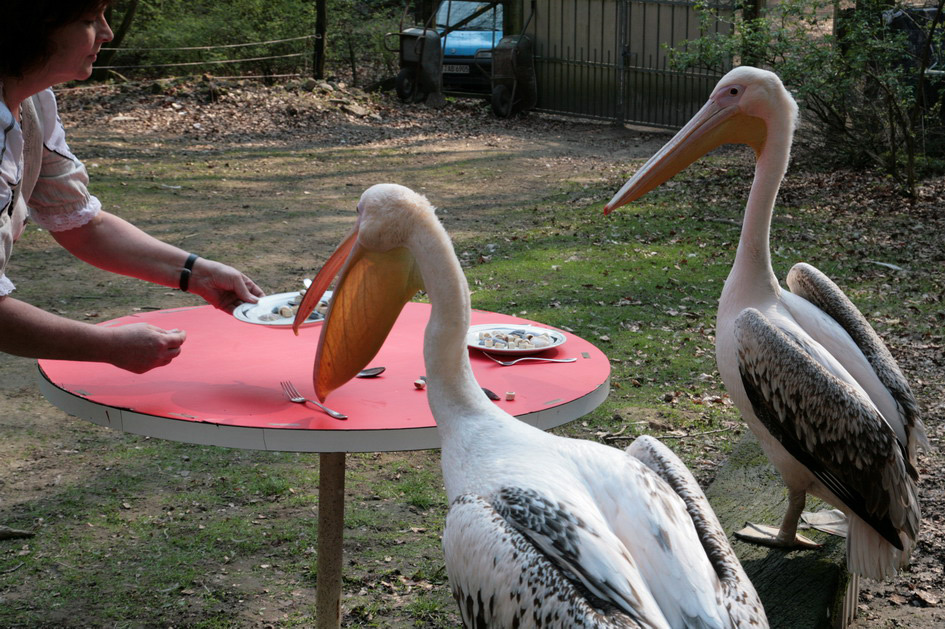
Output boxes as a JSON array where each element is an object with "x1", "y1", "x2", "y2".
[
  {"x1": 293, "y1": 227, "x2": 358, "y2": 336},
  {"x1": 293, "y1": 222, "x2": 424, "y2": 401},
  {"x1": 604, "y1": 99, "x2": 766, "y2": 214}
]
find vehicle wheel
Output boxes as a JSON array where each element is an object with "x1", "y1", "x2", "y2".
[
  {"x1": 396, "y1": 67, "x2": 424, "y2": 103},
  {"x1": 491, "y1": 83, "x2": 513, "y2": 118}
]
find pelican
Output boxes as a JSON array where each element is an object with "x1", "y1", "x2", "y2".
[
  {"x1": 293, "y1": 183, "x2": 767, "y2": 628},
  {"x1": 604, "y1": 66, "x2": 927, "y2": 580}
]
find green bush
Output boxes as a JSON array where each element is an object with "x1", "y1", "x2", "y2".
[
  {"x1": 111, "y1": 0, "x2": 316, "y2": 78},
  {"x1": 674, "y1": 0, "x2": 945, "y2": 195},
  {"x1": 102, "y1": 0, "x2": 400, "y2": 87}
]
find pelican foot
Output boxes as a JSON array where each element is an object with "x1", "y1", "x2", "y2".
[
  {"x1": 800, "y1": 509, "x2": 848, "y2": 538},
  {"x1": 734, "y1": 522, "x2": 823, "y2": 549}
]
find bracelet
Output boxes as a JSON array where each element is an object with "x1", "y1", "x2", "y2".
[{"x1": 179, "y1": 253, "x2": 199, "y2": 292}]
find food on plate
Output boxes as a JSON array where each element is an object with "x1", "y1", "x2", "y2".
[
  {"x1": 234, "y1": 280, "x2": 333, "y2": 327},
  {"x1": 264, "y1": 285, "x2": 330, "y2": 322},
  {"x1": 475, "y1": 328, "x2": 554, "y2": 350}
]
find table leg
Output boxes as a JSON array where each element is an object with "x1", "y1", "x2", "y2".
[{"x1": 316, "y1": 452, "x2": 346, "y2": 629}]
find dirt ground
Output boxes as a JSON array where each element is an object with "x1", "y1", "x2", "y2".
[{"x1": 2, "y1": 79, "x2": 942, "y2": 627}]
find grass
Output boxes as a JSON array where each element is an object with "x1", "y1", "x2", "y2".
[
  {"x1": 2, "y1": 121, "x2": 941, "y2": 627},
  {"x1": 457, "y1": 180, "x2": 741, "y2": 443}
]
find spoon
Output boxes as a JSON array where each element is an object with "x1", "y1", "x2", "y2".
[{"x1": 356, "y1": 366, "x2": 386, "y2": 378}]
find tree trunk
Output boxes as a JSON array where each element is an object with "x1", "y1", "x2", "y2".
[
  {"x1": 314, "y1": 0, "x2": 327, "y2": 79},
  {"x1": 92, "y1": 0, "x2": 140, "y2": 81}
]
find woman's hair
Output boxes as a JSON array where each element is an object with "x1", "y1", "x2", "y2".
[{"x1": 0, "y1": 0, "x2": 113, "y2": 78}]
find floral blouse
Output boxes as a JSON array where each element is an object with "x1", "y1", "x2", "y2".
[{"x1": 0, "y1": 84, "x2": 101, "y2": 295}]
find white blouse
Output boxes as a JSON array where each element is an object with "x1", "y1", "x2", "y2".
[{"x1": 0, "y1": 84, "x2": 102, "y2": 295}]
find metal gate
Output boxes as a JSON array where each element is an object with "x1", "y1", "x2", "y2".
[{"x1": 523, "y1": 0, "x2": 735, "y2": 128}]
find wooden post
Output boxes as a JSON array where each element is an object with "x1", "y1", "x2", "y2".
[
  {"x1": 417, "y1": 0, "x2": 437, "y2": 25},
  {"x1": 315, "y1": 452, "x2": 346, "y2": 629},
  {"x1": 314, "y1": 0, "x2": 327, "y2": 79},
  {"x1": 616, "y1": 0, "x2": 628, "y2": 125},
  {"x1": 741, "y1": 0, "x2": 763, "y2": 22},
  {"x1": 505, "y1": 0, "x2": 524, "y2": 36}
]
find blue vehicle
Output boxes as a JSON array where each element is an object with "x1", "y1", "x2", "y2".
[{"x1": 437, "y1": 1, "x2": 503, "y2": 94}]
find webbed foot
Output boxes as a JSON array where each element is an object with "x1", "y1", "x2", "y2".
[
  {"x1": 734, "y1": 522, "x2": 822, "y2": 549},
  {"x1": 800, "y1": 509, "x2": 848, "y2": 538}
]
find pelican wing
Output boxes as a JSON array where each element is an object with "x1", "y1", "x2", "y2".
[
  {"x1": 627, "y1": 436, "x2": 767, "y2": 628},
  {"x1": 443, "y1": 494, "x2": 645, "y2": 629},
  {"x1": 488, "y1": 484, "x2": 671, "y2": 628},
  {"x1": 734, "y1": 308, "x2": 919, "y2": 549},
  {"x1": 786, "y1": 262, "x2": 928, "y2": 461},
  {"x1": 491, "y1": 445, "x2": 740, "y2": 629}
]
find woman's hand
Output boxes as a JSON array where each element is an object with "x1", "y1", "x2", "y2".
[
  {"x1": 0, "y1": 297, "x2": 187, "y2": 374},
  {"x1": 187, "y1": 258, "x2": 265, "y2": 314},
  {"x1": 105, "y1": 324, "x2": 187, "y2": 373}
]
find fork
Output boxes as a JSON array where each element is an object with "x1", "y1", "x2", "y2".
[
  {"x1": 482, "y1": 353, "x2": 577, "y2": 366},
  {"x1": 279, "y1": 381, "x2": 348, "y2": 419}
]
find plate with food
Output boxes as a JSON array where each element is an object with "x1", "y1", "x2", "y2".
[
  {"x1": 234, "y1": 290, "x2": 332, "y2": 327},
  {"x1": 466, "y1": 323, "x2": 566, "y2": 355}
]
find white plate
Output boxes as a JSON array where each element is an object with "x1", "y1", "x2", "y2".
[
  {"x1": 467, "y1": 323, "x2": 566, "y2": 356},
  {"x1": 233, "y1": 291, "x2": 332, "y2": 327}
]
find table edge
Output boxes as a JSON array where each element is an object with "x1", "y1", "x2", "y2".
[{"x1": 36, "y1": 364, "x2": 610, "y2": 453}]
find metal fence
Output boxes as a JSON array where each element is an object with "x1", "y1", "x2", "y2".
[{"x1": 524, "y1": 0, "x2": 735, "y2": 128}]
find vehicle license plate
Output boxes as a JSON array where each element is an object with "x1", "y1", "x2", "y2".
[{"x1": 443, "y1": 64, "x2": 470, "y2": 74}]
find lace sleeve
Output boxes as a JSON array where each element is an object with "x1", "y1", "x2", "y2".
[
  {"x1": 0, "y1": 274, "x2": 15, "y2": 296},
  {"x1": 26, "y1": 90, "x2": 102, "y2": 232}
]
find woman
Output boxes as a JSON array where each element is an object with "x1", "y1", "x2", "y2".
[{"x1": 1, "y1": 1, "x2": 265, "y2": 374}]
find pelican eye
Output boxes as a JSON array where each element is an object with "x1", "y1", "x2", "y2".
[{"x1": 729, "y1": 88, "x2": 739, "y2": 95}]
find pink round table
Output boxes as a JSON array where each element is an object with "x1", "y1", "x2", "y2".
[{"x1": 37, "y1": 303, "x2": 610, "y2": 627}]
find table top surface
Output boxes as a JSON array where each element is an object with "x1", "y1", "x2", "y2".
[{"x1": 37, "y1": 303, "x2": 610, "y2": 453}]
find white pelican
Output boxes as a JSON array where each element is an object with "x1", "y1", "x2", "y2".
[
  {"x1": 293, "y1": 183, "x2": 767, "y2": 628},
  {"x1": 604, "y1": 66, "x2": 927, "y2": 580}
]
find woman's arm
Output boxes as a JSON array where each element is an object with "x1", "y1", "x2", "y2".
[
  {"x1": 0, "y1": 295, "x2": 186, "y2": 373},
  {"x1": 51, "y1": 211, "x2": 264, "y2": 313}
]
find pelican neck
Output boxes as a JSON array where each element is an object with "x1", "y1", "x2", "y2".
[
  {"x1": 409, "y1": 219, "x2": 491, "y2": 422},
  {"x1": 730, "y1": 116, "x2": 793, "y2": 288}
]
